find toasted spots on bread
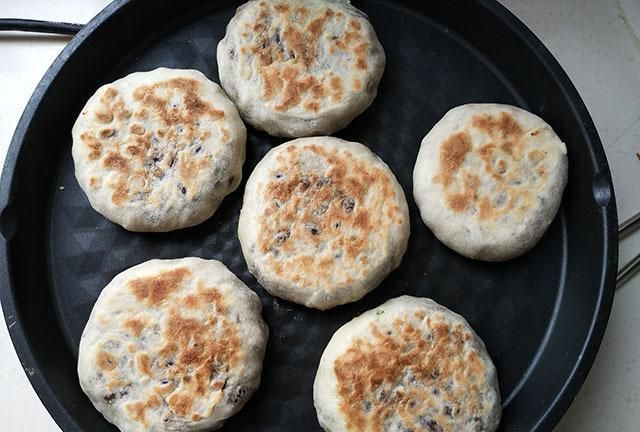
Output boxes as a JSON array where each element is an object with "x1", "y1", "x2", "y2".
[
  {"x1": 330, "y1": 76, "x2": 344, "y2": 102},
  {"x1": 445, "y1": 173, "x2": 480, "y2": 213},
  {"x1": 183, "y1": 281, "x2": 225, "y2": 310},
  {"x1": 96, "y1": 349, "x2": 118, "y2": 372},
  {"x1": 160, "y1": 287, "x2": 241, "y2": 420},
  {"x1": 75, "y1": 71, "x2": 241, "y2": 217},
  {"x1": 130, "y1": 124, "x2": 145, "y2": 135},
  {"x1": 305, "y1": 101, "x2": 321, "y2": 112},
  {"x1": 220, "y1": 127, "x2": 230, "y2": 142},
  {"x1": 435, "y1": 111, "x2": 553, "y2": 222},
  {"x1": 275, "y1": 67, "x2": 326, "y2": 112},
  {"x1": 111, "y1": 179, "x2": 129, "y2": 206},
  {"x1": 128, "y1": 267, "x2": 191, "y2": 307},
  {"x1": 78, "y1": 259, "x2": 266, "y2": 430},
  {"x1": 414, "y1": 104, "x2": 568, "y2": 261},
  {"x1": 436, "y1": 132, "x2": 472, "y2": 187},
  {"x1": 103, "y1": 152, "x2": 129, "y2": 172},
  {"x1": 95, "y1": 109, "x2": 114, "y2": 123},
  {"x1": 472, "y1": 111, "x2": 523, "y2": 139},
  {"x1": 256, "y1": 141, "x2": 404, "y2": 292},
  {"x1": 333, "y1": 315, "x2": 490, "y2": 432},
  {"x1": 125, "y1": 135, "x2": 151, "y2": 159},
  {"x1": 132, "y1": 78, "x2": 225, "y2": 123},
  {"x1": 261, "y1": 66, "x2": 284, "y2": 99},
  {"x1": 102, "y1": 87, "x2": 119, "y2": 100},
  {"x1": 99, "y1": 128, "x2": 115, "y2": 139},
  {"x1": 81, "y1": 132, "x2": 103, "y2": 160},
  {"x1": 125, "y1": 394, "x2": 161, "y2": 427},
  {"x1": 354, "y1": 42, "x2": 369, "y2": 70},
  {"x1": 135, "y1": 353, "x2": 152, "y2": 376},
  {"x1": 123, "y1": 317, "x2": 147, "y2": 337},
  {"x1": 229, "y1": 0, "x2": 378, "y2": 115}
]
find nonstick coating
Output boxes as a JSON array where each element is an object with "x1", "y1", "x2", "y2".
[{"x1": 0, "y1": 0, "x2": 617, "y2": 431}]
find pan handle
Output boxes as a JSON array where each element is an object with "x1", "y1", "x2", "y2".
[
  {"x1": 617, "y1": 253, "x2": 640, "y2": 288},
  {"x1": 617, "y1": 211, "x2": 640, "y2": 289},
  {"x1": 0, "y1": 19, "x2": 83, "y2": 35},
  {"x1": 619, "y1": 210, "x2": 640, "y2": 240}
]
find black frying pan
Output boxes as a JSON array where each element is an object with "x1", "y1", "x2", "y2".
[{"x1": 0, "y1": 0, "x2": 618, "y2": 431}]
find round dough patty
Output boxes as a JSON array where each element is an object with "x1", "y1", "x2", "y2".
[
  {"x1": 72, "y1": 68, "x2": 246, "y2": 232},
  {"x1": 217, "y1": 0, "x2": 385, "y2": 137},
  {"x1": 314, "y1": 296, "x2": 501, "y2": 432},
  {"x1": 238, "y1": 137, "x2": 409, "y2": 310},
  {"x1": 78, "y1": 258, "x2": 268, "y2": 432},
  {"x1": 413, "y1": 104, "x2": 568, "y2": 261}
]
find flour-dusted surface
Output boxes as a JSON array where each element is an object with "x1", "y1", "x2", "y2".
[
  {"x1": 77, "y1": 258, "x2": 268, "y2": 432},
  {"x1": 238, "y1": 137, "x2": 409, "y2": 310},
  {"x1": 217, "y1": 0, "x2": 385, "y2": 137},
  {"x1": 413, "y1": 104, "x2": 568, "y2": 262},
  {"x1": 72, "y1": 68, "x2": 246, "y2": 232},
  {"x1": 314, "y1": 296, "x2": 501, "y2": 432}
]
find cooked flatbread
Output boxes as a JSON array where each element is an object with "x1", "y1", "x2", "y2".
[
  {"x1": 77, "y1": 258, "x2": 268, "y2": 432},
  {"x1": 238, "y1": 137, "x2": 410, "y2": 310},
  {"x1": 314, "y1": 296, "x2": 501, "y2": 432},
  {"x1": 72, "y1": 68, "x2": 246, "y2": 232},
  {"x1": 413, "y1": 104, "x2": 568, "y2": 261},
  {"x1": 217, "y1": 0, "x2": 385, "y2": 137}
]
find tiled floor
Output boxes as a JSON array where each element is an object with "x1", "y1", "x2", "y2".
[{"x1": 0, "y1": 1, "x2": 638, "y2": 430}]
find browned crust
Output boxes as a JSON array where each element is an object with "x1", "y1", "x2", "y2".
[
  {"x1": 82, "y1": 78, "x2": 224, "y2": 206},
  {"x1": 96, "y1": 349, "x2": 117, "y2": 372},
  {"x1": 123, "y1": 317, "x2": 147, "y2": 337},
  {"x1": 99, "y1": 270, "x2": 245, "y2": 426},
  {"x1": 128, "y1": 267, "x2": 191, "y2": 307},
  {"x1": 161, "y1": 283, "x2": 241, "y2": 419},
  {"x1": 434, "y1": 111, "x2": 548, "y2": 222},
  {"x1": 239, "y1": 1, "x2": 373, "y2": 113},
  {"x1": 436, "y1": 132, "x2": 471, "y2": 188},
  {"x1": 257, "y1": 143, "x2": 404, "y2": 289},
  {"x1": 125, "y1": 395, "x2": 161, "y2": 428},
  {"x1": 80, "y1": 132, "x2": 102, "y2": 160},
  {"x1": 135, "y1": 353, "x2": 152, "y2": 376},
  {"x1": 333, "y1": 317, "x2": 488, "y2": 432}
]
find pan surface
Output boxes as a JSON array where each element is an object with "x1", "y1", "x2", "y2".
[{"x1": 0, "y1": 0, "x2": 618, "y2": 431}]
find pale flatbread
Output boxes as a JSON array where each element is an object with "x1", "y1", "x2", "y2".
[
  {"x1": 72, "y1": 68, "x2": 246, "y2": 232},
  {"x1": 238, "y1": 137, "x2": 410, "y2": 310},
  {"x1": 413, "y1": 104, "x2": 568, "y2": 261},
  {"x1": 77, "y1": 258, "x2": 268, "y2": 431},
  {"x1": 314, "y1": 295, "x2": 501, "y2": 432},
  {"x1": 217, "y1": 0, "x2": 385, "y2": 137}
]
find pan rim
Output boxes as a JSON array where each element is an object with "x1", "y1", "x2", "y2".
[{"x1": 0, "y1": 0, "x2": 618, "y2": 431}]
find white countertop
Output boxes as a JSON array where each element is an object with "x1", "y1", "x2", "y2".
[{"x1": 1, "y1": 0, "x2": 639, "y2": 430}]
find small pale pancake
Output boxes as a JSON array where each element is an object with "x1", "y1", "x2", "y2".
[
  {"x1": 72, "y1": 68, "x2": 246, "y2": 232},
  {"x1": 238, "y1": 137, "x2": 409, "y2": 310},
  {"x1": 413, "y1": 104, "x2": 568, "y2": 261},
  {"x1": 77, "y1": 258, "x2": 268, "y2": 432},
  {"x1": 314, "y1": 296, "x2": 501, "y2": 432},
  {"x1": 217, "y1": 0, "x2": 385, "y2": 137}
]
